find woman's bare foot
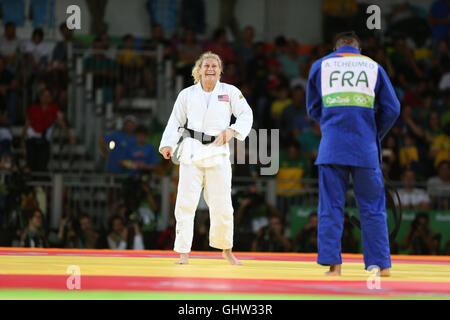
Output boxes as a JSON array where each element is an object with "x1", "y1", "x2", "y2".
[
  {"x1": 175, "y1": 253, "x2": 189, "y2": 264},
  {"x1": 222, "y1": 249, "x2": 242, "y2": 265},
  {"x1": 325, "y1": 264, "x2": 341, "y2": 276},
  {"x1": 380, "y1": 268, "x2": 390, "y2": 277}
]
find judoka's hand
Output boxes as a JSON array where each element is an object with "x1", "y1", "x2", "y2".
[
  {"x1": 212, "y1": 128, "x2": 236, "y2": 146},
  {"x1": 161, "y1": 147, "x2": 173, "y2": 159}
]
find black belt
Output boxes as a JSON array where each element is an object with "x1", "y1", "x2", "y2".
[{"x1": 182, "y1": 128, "x2": 216, "y2": 145}]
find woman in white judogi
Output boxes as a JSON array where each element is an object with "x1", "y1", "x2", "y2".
[{"x1": 159, "y1": 52, "x2": 253, "y2": 265}]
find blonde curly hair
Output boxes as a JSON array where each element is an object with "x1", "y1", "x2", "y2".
[{"x1": 191, "y1": 51, "x2": 223, "y2": 84}]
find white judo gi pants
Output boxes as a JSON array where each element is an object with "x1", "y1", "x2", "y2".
[{"x1": 174, "y1": 158, "x2": 234, "y2": 253}]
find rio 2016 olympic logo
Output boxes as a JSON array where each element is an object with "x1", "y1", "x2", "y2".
[{"x1": 353, "y1": 95, "x2": 368, "y2": 105}]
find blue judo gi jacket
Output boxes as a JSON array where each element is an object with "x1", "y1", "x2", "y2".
[{"x1": 306, "y1": 46, "x2": 401, "y2": 168}]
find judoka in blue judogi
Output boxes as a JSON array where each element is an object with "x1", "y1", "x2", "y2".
[{"x1": 306, "y1": 32, "x2": 401, "y2": 276}]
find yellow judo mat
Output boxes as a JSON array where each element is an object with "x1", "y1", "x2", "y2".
[{"x1": 0, "y1": 248, "x2": 449, "y2": 299}]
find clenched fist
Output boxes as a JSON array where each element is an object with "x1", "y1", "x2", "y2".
[{"x1": 160, "y1": 146, "x2": 173, "y2": 159}]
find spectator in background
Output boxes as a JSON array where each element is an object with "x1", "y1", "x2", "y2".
[
  {"x1": 218, "y1": 0, "x2": 239, "y2": 40},
  {"x1": 23, "y1": 28, "x2": 49, "y2": 73},
  {"x1": 99, "y1": 115, "x2": 137, "y2": 174},
  {"x1": 176, "y1": 28, "x2": 202, "y2": 86},
  {"x1": 396, "y1": 169, "x2": 431, "y2": 210},
  {"x1": 85, "y1": 0, "x2": 108, "y2": 35},
  {"x1": 116, "y1": 34, "x2": 144, "y2": 100},
  {"x1": 22, "y1": 88, "x2": 76, "y2": 172},
  {"x1": 294, "y1": 212, "x2": 318, "y2": 252},
  {"x1": 429, "y1": 122, "x2": 450, "y2": 168},
  {"x1": 341, "y1": 213, "x2": 359, "y2": 253},
  {"x1": 120, "y1": 125, "x2": 159, "y2": 176},
  {"x1": 276, "y1": 140, "x2": 311, "y2": 198},
  {"x1": 424, "y1": 111, "x2": 442, "y2": 146},
  {"x1": 0, "y1": 22, "x2": 21, "y2": 71},
  {"x1": 389, "y1": 36, "x2": 423, "y2": 84},
  {"x1": 0, "y1": 56, "x2": 18, "y2": 125},
  {"x1": 158, "y1": 217, "x2": 175, "y2": 250},
  {"x1": 205, "y1": 28, "x2": 237, "y2": 65},
  {"x1": 278, "y1": 39, "x2": 306, "y2": 81},
  {"x1": 381, "y1": 135, "x2": 402, "y2": 181},
  {"x1": 234, "y1": 184, "x2": 281, "y2": 243},
  {"x1": 19, "y1": 209, "x2": 48, "y2": 248},
  {"x1": 220, "y1": 61, "x2": 242, "y2": 86},
  {"x1": 290, "y1": 60, "x2": 311, "y2": 91},
  {"x1": 279, "y1": 86, "x2": 310, "y2": 142},
  {"x1": 401, "y1": 212, "x2": 440, "y2": 255},
  {"x1": 233, "y1": 26, "x2": 256, "y2": 76},
  {"x1": 252, "y1": 216, "x2": 291, "y2": 252},
  {"x1": 399, "y1": 134, "x2": 420, "y2": 170},
  {"x1": 428, "y1": 0, "x2": 450, "y2": 50},
  {"x1": 48, "y1": 23, "x2": 81, "y2": 109},
  {"x1": 270, "y1": 85, "x2": 291, "y2": 124},
  {"x1": 83, "y1": 37, "x2": 119, "y2": 104},
  {"x1": 298, "y1": 121, "x2": 321, "y2": 169},
  {"x1": 107, "y1": 215, "x2": 144, "y2": 250},
  {"x1": 427, "y1": 160, "x2": 450, "y2": 209},
  {"x1": 322, "y1": 0, "x2": 358, "y2": 42}
]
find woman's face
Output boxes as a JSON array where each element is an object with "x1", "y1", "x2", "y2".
[
  {"x1": 200, "y1": 58, "x2": 221, "y2": 84},
  {"x1": 429, "y1": 112, "x2": 440, "y2": 128}
]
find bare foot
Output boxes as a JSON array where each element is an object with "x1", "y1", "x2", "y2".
[
  {"x1": 325, "y1": 264, "x2": 341, "y2": 276},
  {"x1": 222, "y1": 249, "x2": 242, "y2": 265},
  {"x1": 175, "y1": 253, "x2": 189, "y2": 264},
  {"x1": 380, "y1": 268, "x2": 391, "y2": 277}
]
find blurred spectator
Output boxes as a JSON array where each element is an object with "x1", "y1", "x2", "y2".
[
  {"x1": 116, "y1": 34, "x2": 144, "y2": 100},
  {"x1": 57, "y1": 214, "x2": 100, "y2": 249},
  {"x1": 401, "y1": 212, "x2": 440, "y2": 254},
  {"x1": 22, "y1": 88, "x2": 75, "y2": 172},
  {"x1": 251, "y1": 216, "x2": 291, "y2": 252},
  {"x1": 84, "y1": 37, "x2": 119, "y2": 104},
  {"x1": 233, "y1": 26, "x2": 255, "y2": 75},
  {"x1": 381, "y1": 135, "x2": 402, "y2": 181},
  {"x1": 0, "y1": 22, "x2": 21, "y2": 71},
  {"x1": 399, "y1": 134, "x2": 420, "y2": 169},
  {"x1": 389, "y1": 36, "x2": 423, "y2": 83},
  {"x1": 396, "y1": 169, "x2": 431, "y2": 210},
  {"x1": 279, "y1": 86, "x2": 310, "y2": 142},
  {"x1": 221, "y1": 61, "x2": 242, "y2": 86},
  {"x1": 205, "y1": 28, "x2": 237, "y2": 65},
  {"x1": 278, "y1": 39, "x2": 306, "y2": 80},
  {"x1": 290, "y1": 61, "x2": 310, "y2": 91},
  {"x1": 341, "y1": 213, "x2": 359, "y2": 253},
  {"x1": 385, "y1": 0, "x2": 430, "y2": 47},
  {"x1": 158, "y1": 217, "x2": 175, "y2": 249},
  {"x1": 424, "y1": 111, "x2": 442, "y2": 145},
  {"x1": 294, "y1": 212, "x2": 317, "y2": 252},
  {"x1": 276, "y1": 141, "x2": 311, "y2": 197},
  {"x1": 120, "y1": 125, "x2": 159, "y2": 176},
  {"x1": 23, "y1": 28, "x2": 49, "y2": 73},
  {"x1": 99, "y1": 115, "x2": 137, "y2": 174},
  {"x1": 107, "y1": 215, "x2": 144, "y2": 250},
  {"x1": 298, "y1": 121, "x2": 321, "y2": 167},
  {"x1": 427, "y1": 0, "x2": 450, "y2": 50},
  {"x1": 234, "y1": 184, "x2": 281, "y2": 236},
  {"x1": 0, "y1": 56, "x2": 18, "y2": 125},
  {"x1": 19, "y1": 208, "x2": 48, "y2": 248},
  {"x1": 176, "y1": 28, "x2": 202, "y2": 86},
  {"x1": 429, "y1": 122, "x2": 450, "y2": 167},
  {"x1": 427, "y1": 160, "x2": 450, "y2": 209},
  {"x1": 270, "y1": 85, "x2": 291, "y2": 122},
  {"x1": 180, "y1": 0, "x2": 206, "y2": 35}
]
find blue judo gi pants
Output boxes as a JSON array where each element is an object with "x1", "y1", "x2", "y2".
[{"x1": 317, "y1": 164, "x2": 391, "y2": 269}]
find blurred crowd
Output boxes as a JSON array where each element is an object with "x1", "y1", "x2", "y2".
[{"x1": 0, "y1": 0, "x2": 449, "y2": 254}]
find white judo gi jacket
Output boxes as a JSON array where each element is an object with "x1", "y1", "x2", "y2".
[
  {"x1": 159, "y1": 81, "x2": 253, "y2": 253},
  {"x1": 159, "y1": 81, "x2": 253, "y2": 167}
]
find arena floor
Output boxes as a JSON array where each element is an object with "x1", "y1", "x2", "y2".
[{"x1": 0, "y1": 247, "x2": 449, "y2": 299}]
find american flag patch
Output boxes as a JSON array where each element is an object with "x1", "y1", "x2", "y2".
[{"x1": 218, "y1": 94, "x2": 229, "y2": 102}]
